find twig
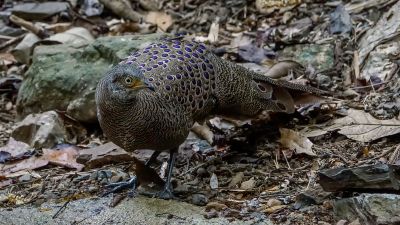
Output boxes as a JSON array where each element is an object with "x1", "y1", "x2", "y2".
[
  {"x1": 9, "y1": 15, "x2": 49, "y2": 39},
  {"x1": 356, "y1": 146, "x2": 397, "y2": 165},
  {"x1": 0, "y1": 34, "x2": 25, "y2": 51},
  {"x1": 52, "y1": 200, "x2": 70, "y2": 219},
  {"x1": 282, "y1": 151, "x2": 292, "y2": 170}
]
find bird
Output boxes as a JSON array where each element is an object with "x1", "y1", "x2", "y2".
[{"x1": 95, "y1": 37, "x2": 326, "y2": 199}]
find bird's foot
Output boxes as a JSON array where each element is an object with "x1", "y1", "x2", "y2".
[
  {"x1": 102, "y1": 176, "x2": 138, "y2": 197},
  {"x1": 155, "y1": 185, "x2": 175, "y2": 200}
]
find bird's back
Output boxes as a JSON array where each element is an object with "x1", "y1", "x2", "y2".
[
  {"x1": 120, "y1": 37, "x2": 325, "y2": 122},
  {"x1": 120, "y1": 38, "x2": 220, "y2": 121}
]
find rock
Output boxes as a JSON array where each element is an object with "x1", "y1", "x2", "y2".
[
  {"x1": 18, "y1": 174, "x2": 32, "y2": 182},
  {"x1": 334, "y1": 194, "x2": 400, "y2": 225},
  {"x1": 77, "y1": 142, "x2": 133, "y2": 169},
  {"x1": 266, "y1": 198, "x2": 282, "y2": 207},
  {"x1": 262, "y1": 205, "x2": 286, "y2": 214},
  {"x1": 196, "y1": 167, "x2": 208, "y2": 177},
  {"x1": 318, "y1": 164, "x2": 400, "y2": 193},
  {"x1": 73, "y1": 174, "x2": 90, "y2": 182},
  {"x1": 205, "y1": 202, "x2": 228, "y2": 211},
  {"x1": 11, "y1": 111, "x2": 74, "y2": 148},
  {"x1": 90, "y1": 171, "x2": 98, "y2": 180},
  {"x1": 192, "y1": 194, "x2": 208, "y2": 206},
  {"x1": 0, "y1": 195, "x2": 8, "y2": 203},
  {"x1": 315, "y1": 74, "x2": 332, "y2": 88},
  {"x1": 294, "y1": 186, "x2": 332, "y2": 210},
  {"x1": 16, "y1": 33, "x2": 169, "y2": 123},
  {"x1": 279, "y1": 44, "x2": 334, "y2": 71},
  {"x1": 110, "y1": 175, "x2": 122, "y2": 183},
  {"x1": 88, "y1": 186, "x2": 98, "y2": 193},
  {"x1": 98, "y1": 170, "x2": 112, "y2": 179}
]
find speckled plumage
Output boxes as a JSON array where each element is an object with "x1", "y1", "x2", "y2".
[{"x1": 96, "y1": 37, "x2": 324, "y2": 153}]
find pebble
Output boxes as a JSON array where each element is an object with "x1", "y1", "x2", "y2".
[
  {"x1": 192, "y1": 194, "x2": 208, "y2": 206},
  {"x1": 267, "y1": 198, "x2": 282, "y2": 207},
  {"x1": 207, "y1": 165, "x2": 217, "y2": 174},
  {"x1": 205, "y1": 202, "x2": 227, "y2": 211},
  {"x1": 88, "y1": 186, "x2": 98, "y2": 193},
  {"x1": 110, "y1": 175, "x2": 122, "y2": 183},
  {"x1": 100, "y1": 178, "x2": 109, "y2": 185},
  {"x1": 19, "y1": 174, "x2": 32, "y2": 182},
  {"x1": 196, "y1": 167, "x2": 208, "y2": 177},
  {"x1": 75, "y1": 174, "x2": 90, "y2": 181},
  {"x1": 0, "y1": 195, "x2": 8, "y2": 203},
  {"x1": 90, "y1": 171, "x2": 98, "y2": 180},
  {"x1": 98, "y1": 170, "x2": 113, "y2": 179}
]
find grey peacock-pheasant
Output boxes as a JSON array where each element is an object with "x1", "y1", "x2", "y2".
[{"x1": 95, "y1": 37, "x2": 326, "y2": 199}]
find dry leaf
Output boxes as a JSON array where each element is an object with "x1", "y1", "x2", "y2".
[
  {"x1": 0, "y1": 156, "x2": 48, "y2": 176},
  {"x1": 279, "y1": 128, "x2": 316, "y2": 156},
  {"x1": 42, "y1": 147, "x2": 84, "y2": 171},
  {"x1": 240, "y1": 177, "x2": 255, "y2": 190},
  {"x1": 145, "y1": 11, "x2": 173, "y2": 32},
  {"x1": 228, "y1": 172, "x2": 244, "y2": 188},
  {"x1": 327, "y1": 109, "x2": 400, "y2": 142},
  {"x1": 0, "y1": 137, "x2": 31, "y2": 161},
  {"x1": 191, "y1": 123, "x2": 214, "y2": 144},
  {"x1": 262, "y1": 205, "x2": 286, "y2": 213},
  {"x1": 207, "y1": 19, "x2": 219, "y2": 43}
]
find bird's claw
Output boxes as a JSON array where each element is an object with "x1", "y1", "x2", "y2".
[
  {"x1": 102, "y1": 176, "x2": 138, "y2": 197},
  {"x1": 155, "y1": 186, "x2": 175, "y2": 200}
]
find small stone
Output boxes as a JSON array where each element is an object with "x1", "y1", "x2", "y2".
[
  {"x1": 98, "y1": 170, "x2": 112, "y2": 179},
  {"x1": 266, "y1": 198, "x2": 282, "y2": 207},
  {"x1": 100, "y1": 178, "x2": 109, "y2": 185},
  {"x1": 318, "y1": 221, "x2": 331, "y2": 225},
  {"x1": 206, "y1": 202, "x2": 227, "y2": 211},
  {"x1": 73, "y1": 174, "x2": 90, "y2": 183},
  {"x1": 262, "y1": 205, "x2": 286, "y2": 214},
  {"x1": 204, "y1": 209, "x2": 218, "y2": 219},
  {"x1": 0, "y1": 195, "x2": 8, "y2": 203},
  {"x1": 90, "y1": 171, "x2": 98, "y2": 180},
  {"x1": 192, "y1": 194, "x2": 208, "y2": 206},
  {"x1": 315, "y1": 74, "x2": 332, "y2": 88},
  {"x1": 196, "y1": 167, "x2": 207, "y2": 177},
  {"x1": 110, "y1": 175, "x2": 122, "y2": 183},
  {"x1": 88, "y1": 186, "x2": 97, "y2": 193},
  {"x1": 207, "y1": 165, "x2": 216, "y2": 174},
  {"x1": 18, "y1": 174, "x2": 32, "y2": 182}
]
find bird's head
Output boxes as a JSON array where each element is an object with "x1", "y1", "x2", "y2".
[{"x1": 96, "y1": 64, "x2": 155, "y2": 103}]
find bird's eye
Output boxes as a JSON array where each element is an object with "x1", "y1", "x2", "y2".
[{"x1": 124, "y1": 77, "x2": 133, "y2": 84}]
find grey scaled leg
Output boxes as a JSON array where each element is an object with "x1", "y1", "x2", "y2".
[
  {"x1": 103, "y1": 151, "x2": 161, "y2": 196},
  {"x1": 156, "y1": 150, "x2": 176, "y2": 199}
]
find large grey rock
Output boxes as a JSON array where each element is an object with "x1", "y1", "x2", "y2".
[
  {"x1": 334, "y1": 194, "x2": 400, "y2": 225},
  {"x1": 16, "y1": 33, "x2": 168, "y2": 123}
]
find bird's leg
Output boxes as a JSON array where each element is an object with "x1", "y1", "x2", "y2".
[
  {"x1": 103, "y1": 151, "x2": 161, "y2": 196},
  {"x1": 145, "y1": 151, "x2": 161, "y2": 166},
  {"x1": 156, "y1": 150, "x2": 177, "y2": 200}
]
